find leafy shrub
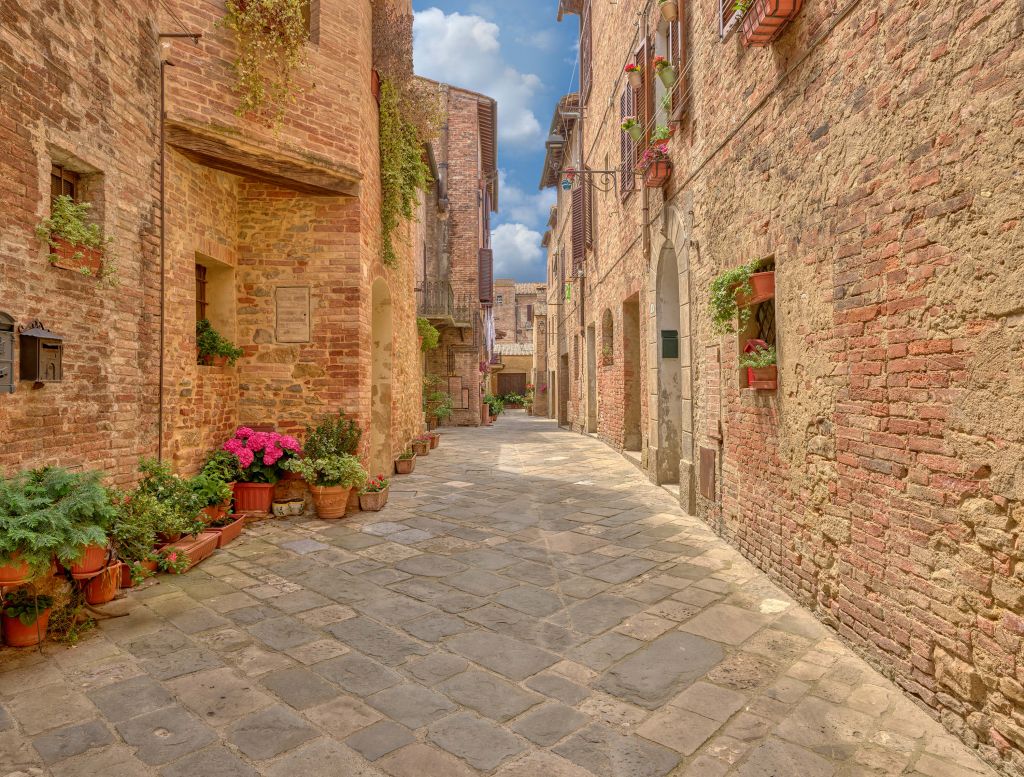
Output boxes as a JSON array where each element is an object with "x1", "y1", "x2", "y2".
[
  {"x1": 708, "y1": 259, "x2": 768, "y2": 335},
  {"x1": 196, "y1": 319, "x2": 244, "y2": 365},
  {"x1": 283, "y1": 454, "x2": 367, "y2": 488},
  {"x1": 136, "y1": 459, "x2": 206, "y2": 538},
  {"x1": 417, "y1": 317, "x2": 440, "y2": 351},
  {"x1": 190, "y1": 473, "x2": 233, "y2": 508},
  {"x1": 110, "y1": 491, "x2": 167, "y2": 566},
  {"x1": 201, "y1": 450, "x2": 244, "y2": 484},
  {"x1": 303, "y1": 413, "x2": 362, "y2": 459},
  {"x1": 3, "y1": 589, "x2": 54, "y2": 625}
]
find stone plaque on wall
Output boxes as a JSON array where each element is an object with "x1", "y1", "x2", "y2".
[{"x1": 276, "y1": 286, "x2": 311, "y2": 343}]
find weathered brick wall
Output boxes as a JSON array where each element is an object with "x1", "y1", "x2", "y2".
[
  {"x1": 493, "y1": 278, "x2": 517, "y2": 341},
  {"x1": 568, "y1": 0, "x2": 1024, "y2": 769},
  {"x1": 0, "y1": 1, "x2": 161, "y2": 483}
]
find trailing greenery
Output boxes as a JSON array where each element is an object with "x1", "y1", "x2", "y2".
[
  {"x1": 35, "y1": 195, "x2": 115, "y2": 283},
  {"x1": 283, "y1": 453, "x2": 367, "y2": 488},
  {"x1": 379, "y1": 79, "x2": 431, "y2": 267},
  {"x1": 196, "y1": 319, "x2": 244, "y2": 366},
  {"x1": 135, "y1": 459, "x2": 206, "y2": 539},
  {"x1": 708, "y1": 258, "x2": 768, "y2": 335},
  {"x1": 110, "y1": 491, "x2": 166, "y2": 567},
  {"x1": 3, "y1": 589, "x2": 54, "y2": 626},
  {"x1": 417, "y1": 317, "x2": 440, "y2": 351},
  {"x1": 221, "y1": 0, "x2": 309, "y2": 123},
  {"x1": 739, "y1": 343, "x2": 777, "y2": 369},
  {"x1": 303, "y1": 412, "x2": 362, "y2": 459},
  {"x1": 0, "y1": 468, "x2": 115, "y2": 579}
]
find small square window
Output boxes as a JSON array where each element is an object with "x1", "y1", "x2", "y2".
[
  {"x1": 496, "y1": 294, "x2": 504, "y2": 305},
  {"x1": 50, "y1": 165, "x2": 80, "y2": 202}
]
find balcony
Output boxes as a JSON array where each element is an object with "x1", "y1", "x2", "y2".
[{"x1": 418, "y1": 280, "x2": 473, "y2": 328}]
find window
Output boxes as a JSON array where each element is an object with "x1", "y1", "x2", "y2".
[
  {"x1": 496, "y1": 294, "x2": 504, "y2": 305},
  {"x1": 195, "y1": 264, "x2": 208, "y2": 323},
  {"x1": 302, "y1": 0, "x2": 320, "y2": 43},
  {"x1": 571, "y1": 178, "x2": 592, "y2": 274},
  {"x1": 526, "y1": 304, "x2": 534, "y2": 323},
  {"x1": 50, "y1": 165, "x2": 80, "y2": 202},
  {"x1": 195, "y1": 252, "x2": 238, "y2": 364}
]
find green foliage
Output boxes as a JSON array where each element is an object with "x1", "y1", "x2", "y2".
[
  {"x1": 423, "y1": 375, "x2": 453, "y2": 422},
  {"x1": 484, "y1": 395, "x2": 505, "y2": 416},
  {"x1": 135, "y1": 460, "x2": 206, "y2": 539},
  {"x1": 110, "y1": 491, "x2": 166, "y2": 566},
  {"x1": 499, "y1": 392, "x2": 525, "y2": 406},
  {"x1": 190, "y1": 473, "x2": 233, "y2": 508},
  {"x1": 304, "y1": 412, "x2": 362, "y2": 459},
  {"x1": 380, "y1": 79, "x2": 431, "y2": 267},
  {"x1": 47, "y1": 587, "x2": 95, "y2": 644},
  {"x1": 739, "y1": 344, "x2": 777, "y2": 369},
  {"x1": 650, "y1": 125, "x2": 671, "y2": 142},
  {"x1": 34, "y1": 195, "x2": 115, "y2": 283},
  {"x1": 283, "y1": 454, "x2": 367, "y2": 488},
  {"x1": 156, "y1": 547, "x2": 190, "y2": 575},
  {"x1": 708, "y1": 259, "x2": 767, "y2": 335},
  {"x1": 196, "y1": 319, "x2": 244, "y2": 365},
  {"x1": 417, "y1": 317, "x2": 440, "y2": 351},
  {"x1": 221, "y1": 0, "x2": 309, "y2": 123},
  {"x1": 398, "y1": 450, "x2": 415, "y2": 460},
  {"x1": 3, "y1": 589, "x2": 54, "y2": 626},
  {"x1": 0, "y1": 468, "x2": 115, "y2": 579},
  {"x1": 201, "y1": 450, "x2": 244, "y2": 484},
  {"x1": 733, "y1": 0, "x2": 754, "y2": 13}
]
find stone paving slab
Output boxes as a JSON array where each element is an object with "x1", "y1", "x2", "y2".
[{"x1": 0, "y1": 413, "x2": 1001, "y2": 776}]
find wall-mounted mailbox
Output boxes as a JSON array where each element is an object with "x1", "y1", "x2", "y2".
[
  {"x1": 0, "y1": 312, "x2": 13, "y2": 394},
  {"x1": 19, "y1": 321, "x2": 64, "y2": 383},
  {"x1": 661, "y1": 329, "x2": 679, "y2": 359}
]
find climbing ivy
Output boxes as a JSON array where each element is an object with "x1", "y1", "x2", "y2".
[{"x1": 379, "y1": 80, "x2": 431, "y2": 267}]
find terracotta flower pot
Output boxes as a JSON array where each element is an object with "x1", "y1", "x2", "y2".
[
  {"x1": 643, "y1": 159, "x2": 672, "y2": 188},
  {"x1": 309, "y1": 485, "x2": 352, "y2": 520},
  {"x1": 749, "y1": 366, "x2": 778, "y2": 390},
  {"x1": 163, "y1": 532, "x2": 219, "y2": 573},
  {"x1": 429, "y1": 433, "x2": 440, "y2": 450},
  {"x1": 741, "y1": 0, "x2": 803, "y2": 47},
  {"x1": 2, "y1": 607, "x2": 51, "y2": 647},
  {"x1": 359, "y1": 489, "x2": 389, "y2": 512},
  {"x1": 233, "y1": 482, "x2": 275, "y2": 514},
  {"x1": 120, "y1": 559, "x2": 157, "y2": 588},
  {"x1": 395, "y1": 456, "x2": 416, "y2": 475},
  {"x1": 48, "y1": 235, "x2": 103, "y2": 276},
  {"x1": 85, "y1": 563, "x2": 122, "y2": 605},
  {"x1": 734, "y1": 271, "x2": 775, "y2": 307},
  {"x1": 69, "y1": 544, "x2": 108, "y2": 577},
  {"x1": 201, "y1": 504, "x2": 227, "y2": 524},
  {"x1": 659, "y1": 0, "x2": 678, "y2": 21},
  {"x1": 209, "y1": 515, "x2": 246, "y2": 548},
  {"x1": 0, "y1": 555, "x2": 31, "y2": 586},
  {"x1": 412, "y1": 440, "x2": 430, "y2": 457}
]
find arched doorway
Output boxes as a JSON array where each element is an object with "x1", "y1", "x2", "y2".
[
  {"x1": 655, "y1": 247, "x2": 682, "y2": 484},
  {"x1": 370, "y1": 279, "x2": 393, "y2": 475}
]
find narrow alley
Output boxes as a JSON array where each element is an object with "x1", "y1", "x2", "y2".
[{"x1": 0, "y1": 413, "x2": 996, "y2": 777}]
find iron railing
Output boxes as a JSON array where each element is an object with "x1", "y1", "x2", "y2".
[{"x1": 418, "y1": 280, "x2": 474, "y2": 326}]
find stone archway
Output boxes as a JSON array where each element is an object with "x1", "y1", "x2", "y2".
[
  {"x1": 370, "y1": 279, "x2": 393, "y2": 475},
  {"x1": 654, "y1": 246, "x2": 682, "y2": 485}
]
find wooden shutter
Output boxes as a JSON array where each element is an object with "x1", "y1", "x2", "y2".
[
  {"x1": 619, "y1": 89, "x2": 635, "y2": 195},
  {"x1": 637, "y1": 38, "x2": 653, "y2": 164},
  {"x1": 580, "y1": 1, "x2": 592, "y2": 103},
  {"x1": 571, "y1": 182, "x2": 585, "y2": 273},
  {"x1": 526, "y1": 304, "x2": 533, "y2": 322},
  {"x1": 667, "y1": 0, "x2": 685, "y2": 118},
  {"x1": 478, "y1": 248, "x2": 493, "y2": 303}
]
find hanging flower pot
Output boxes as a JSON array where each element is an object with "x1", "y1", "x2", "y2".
[
  {"x1": 644, "y1": 160, "x2": 672, "y2": 187},
  {"x1": 733, "y1": 271, "x2": 775, "y2": 307},
  {"x1": 233, "y1": 482, "x2": 275, "y2": 514},
  {"x1": 741, "y1": 0, "x2": 803, "y2": 47},
  {"x1": 85, "y1": 563, "x2": 122, "y2": 605},
  {"x1": 624, "y1": 64, "x2": 643, "y2": 90},
  {"x1": 621, "y1": 118, "x2": 644, "y2": 143},
  {"x1": 658, "y1": 0, "x2": 678, "y2": 22},
  {"x1": 653, "y1": 57, "x2": 677, "y2": 89},
  {"x1": 309, "y1": 485, "x2": 352, "y2": 520}
]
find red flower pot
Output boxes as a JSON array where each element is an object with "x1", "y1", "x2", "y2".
[
  {"x1": 0, "y1": 555, "x2": 31, "y2": 586},
  {"x1": 741, "y1": 0, "x2": 803, "y2": 47},
  {"x1": 412, "y1": 440, "x2": 430, "y2": 457},
  {"x1": 429, "y1": 433, "x2": 440, "y2": 449},
  {"x1": 643, "y1": 160, "x2": 672, "y2": 188},
  {"x1": 749, "y1": 366, "x2": 778, "y2": 390},
  {"x1": 85, "y1": 563, "x2": 122, "y2": 605},
  {"x1": 358, "y1": 489, "x2": 389, "y2": 512},
  {"x1": 2, "y1": 608, "x2": 51, "y2": 647},
  {"x1": 233, "y1": 482, "x2": 275, "y2": 514},
  {"x1": 69, "y1": 545, "x2": 109, "y2": 578},
  {"x1": 163, "y1": 532, "x2": 219, "y2": 573},
  {"x1": 48, "y1": 235, "x2": 104, "y2": 276},
  {"x1": 209, "y1": 515, "x2": 245, "y2": 548}
]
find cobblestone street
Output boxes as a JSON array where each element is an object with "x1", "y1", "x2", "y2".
[{"x1": 0, "y1": 413, "x2": 998, "y2": 776}]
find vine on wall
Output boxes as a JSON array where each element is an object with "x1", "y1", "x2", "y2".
[{"x1": 221, "y1": 0, "x2": 309, "y2": 124}]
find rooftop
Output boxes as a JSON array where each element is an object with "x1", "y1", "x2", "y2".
[{"x1": 495, "y1": 342, "x2": 534, "y2": 356}]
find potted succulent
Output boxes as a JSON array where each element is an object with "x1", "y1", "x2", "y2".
[
  {"x1": 283, "y1": 454, "x2": 367, "y2": 520},
  {"x1": 196, "y1": 319, "x2": 244, "y2": 366},
  {"x1": 34, "y1": 194, "x2": 114, "y2": 283},
  {"x1": 708, "y1": 258, "x2": 775, "y2": 335},
  {"x1": 395, "y1": 450, "x2": 417, "y2": 475},
  {"x1": 740, "y1": 343, "x2": 778, "y2": 390},
  {"x1": 221, "y1": 427, "x2": 302, "y2": 514},
  {"x1": 652, "y1": 55, "x2": 677, "y2": 89},
  {"x1": 658, "y1": 0, "x2": 678, "y2": 21},
  {"x1": 0, "y1": 467, "x2": 115, "y2": 581},
  {"x1": 359, "y1": 475, "x2": 390, "y2": 512},
  {"x1": 621, "y1": 117, "x2": 644, "y2": 143},
  {"x1": 624, "y1": 63, "x2": 643, "y2": 90},
  {"x1": 2, "y1": 590, "x2": 54, "y2": 647},
  {"x1": 412, "y1": 435, "x2": 431, "y2": 457}
]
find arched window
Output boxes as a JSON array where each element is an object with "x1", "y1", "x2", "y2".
[{"x1": 601, "y1": 308, "x2": 614, "y2": 366}]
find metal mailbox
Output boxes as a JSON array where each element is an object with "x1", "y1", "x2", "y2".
[
  {"x1": 661, "y1": 329, "x2": 679, "y2": 359},
  {"x1": 19, "y1": 321, "x2": 64, "y2": 383},
  {"x1": 0, "y1": 312, "x2": 13, "y2": 393}
]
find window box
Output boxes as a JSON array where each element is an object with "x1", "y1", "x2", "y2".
[
  {"x1": 741, "y1": 0, "x2": 803, "y2": 47},
  {"x1": 643, "y1": 159, "x2": 672, "y2": 188},
  {"x1": 734, "y1": 271, "x2": 775, "y2": 307},
  {"x1": 748, "y1": 365, "x2": 777, "y2": 390},
  {"x1": 49, "y1": 235, "x2": 103, "y2": 277}
]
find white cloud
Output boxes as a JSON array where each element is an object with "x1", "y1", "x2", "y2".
[
  {"x1": 498, "y1": 170, "x2": 557, "y2": 226},
  {"x1": 515, "y1": 28, "x2": 558, "y2": 51},
  {"x1": 491, "y1": 223, "x2": 545, "y2": 279},
  {"x1": 413, "y1": 8, "x2": 544, "y2": 148}
]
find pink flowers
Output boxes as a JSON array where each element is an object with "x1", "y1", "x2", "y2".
[
  {"x1": 221, "y1": 427, "x2": 302, "y2": 480},
  {"x1": 641, "y1": 141, "x2": 670, "y2": 168}
]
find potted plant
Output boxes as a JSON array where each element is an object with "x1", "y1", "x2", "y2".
[
  {"x1": 484, "y1": 395, "x2": 504, "y2": 421},
  {"x1": 155, "y1": 547, "x2": 191, "y2": 575},
  {"x1": 708, "y1": 259, "x2": 774, "y2": 335},
  {"x1": 221, "y1": 427, "x2": 302, "y2": 514},
  {"x1": 741, "y1": 0, "x2": 803, "y2": 47},
  {"x1": 196, "y1": 319, "x2": 244, "y2": 366},
  {"x1": 110, "y1": 490, "x2": 168, "y2": 587},
  {"x1": 424, "y1": 377, "x2": 454, "y2": 430},
  {"x1": 412, "y1": 435, "x2": 431, "y2": 457},
  {"x1": 417, "y1": 317, "x2": 440, "y2": 351},
  {"x1": 641, "y1": 137, "x2": 672, "y2": 188},
  {"x1": 2, "y1": 590, "x2": 54, "y2": 647},
  {"x1": 621, "y1": 117, "x2": 644, "y2": 143},
  {"x1": 427, "y1": 431, "x2": 440, "y2": 449},
  {"x1": 395, "y1": 450, "x2": 416, "y2": 475},
  {"x1": 652, "y1": 56, "x2": 677, "y2": 89},
  {"x1": 207, "y1": 513, "x2": 246, "y2": 548},
  {"x1": 658, "y1": 0, "x2": 678, "y2": 21},
  {"x1": 624, "y1": 63, "x2": 643, "y2": 90},
  {"x1": 0, "y1": 467, "x2": 114, "y2": 581},
  {"x1": 191, "y1": 473, "x2": 234, "y2": 523},
  {"x1": 740, "y1": 343, "x2": 778, "y2": 390},
  {"x1": 34, "y1": 195, "x2": 114, "y2": 283},
  {"x1": 359, "y1": 475, "x2": 391, "y2": 512},
  {"x1": 283, "y1": 454, "x2": 367, "y2": 520},
  {"x1": 84, "y1": 562, "x2": 123, "y2": 605},
  {"x1": 135, "y1": 459, "x2": 207, "y2": 542}
]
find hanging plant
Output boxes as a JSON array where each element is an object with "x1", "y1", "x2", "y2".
[
  {"x1": 221, "y1": 0, "x2": 309, "y2": 124},
  {"x1": 708, "y1": 258, "x2": 770, "y2": 334},
  {"x1": 379, "y1": 80, "x2": 431, "y2": 267},
  {"x1": 35, "y1": 195, "x2": 115, "y2": 284}
]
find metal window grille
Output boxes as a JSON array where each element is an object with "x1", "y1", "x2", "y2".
[{"x1": 195, "y1": 264, "x2": 208, "y2": 323}]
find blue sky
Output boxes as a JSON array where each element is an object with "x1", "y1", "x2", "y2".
[{"x1": 412, "y1": 1, "x2": 580, "y2": 282}]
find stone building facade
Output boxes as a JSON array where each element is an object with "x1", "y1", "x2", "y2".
[
  {"x1": 493, "y1": 279, "x2": 542, "y2": 345},
  {"x1": 544, "y1": 0, "x2": 1024, "y2": 771},
  {"x1": 1, "y1": 0, "x2": 432, "y2": 482},
  {"x1": 417, "y1": 81, "x2": 498, "y2": 427}
]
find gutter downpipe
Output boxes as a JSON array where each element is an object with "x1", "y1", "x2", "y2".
[{"x1": 158, "y1": 59, "x2": 173, "y2": 463}]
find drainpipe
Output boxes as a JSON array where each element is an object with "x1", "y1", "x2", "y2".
[{"x1": 157, "y1": 59, "x2": 172, "y2": 463}]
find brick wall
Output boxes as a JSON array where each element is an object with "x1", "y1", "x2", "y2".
[{"x1": 0, "y1": 1, "x2": 161, "y2": 483}]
